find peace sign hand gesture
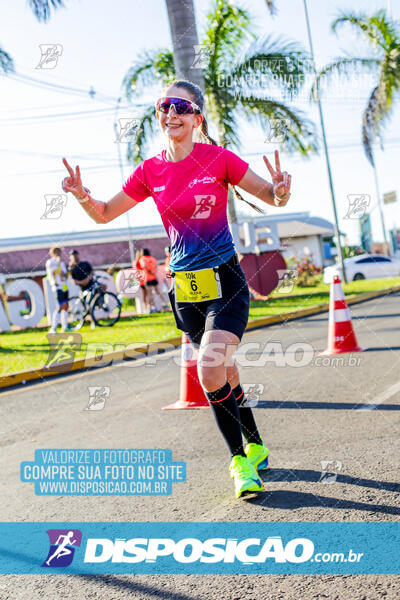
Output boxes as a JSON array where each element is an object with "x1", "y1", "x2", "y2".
[
  {"x1": 263, "y1": 150, "x2": 292, "y2": 207},
  {"x1": 61, "y1": 158, "x2": 90, "y2": 202}
]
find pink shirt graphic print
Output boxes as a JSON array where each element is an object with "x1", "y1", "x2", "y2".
[{"x1": 122, "y1": 143, "x2": 249, "y2": 271}]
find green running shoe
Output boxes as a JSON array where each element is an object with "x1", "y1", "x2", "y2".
[
  {"x1": 244, "y1": 441, "x2": 270, "y2": 471},
  {"x1": 229, "y1": 455, "x2": 264, "y2": 498}
]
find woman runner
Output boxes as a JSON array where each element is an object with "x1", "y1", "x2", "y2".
[{"x1": 61, "y1": 79, "x2": 291, "y2": 498}]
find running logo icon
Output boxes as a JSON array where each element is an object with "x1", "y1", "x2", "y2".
[
  {"x1": 345, "y1": 195, "x2": 370, "y2": 219},
  {"x1": 36, "y1": 44, "x2": 63, "y2": 69},
  {"x1": 190, "y1": 195, "x2": 216, "y2": 219},
  {"x1": 190, "y1": 44, "x2": 214, "y2": 69},
  {"x1": 265, "y1": 118, "x2": 291, "y2": 143},
  {"x1": 276, "y1": 269, "x2": 298, "y2": 293},
  {"x1": 319, "y1": 460, "x2": 343, "y2": 484},
  {"x1": 41, "y1": 194, "x2": 67, "y2": 220},
  {"x1": 115, "y1": 118, "x2": 140, "y2": 143},
  {"x1": 86, "y1": 386, "x2": 110, "y2": 410},
  {"x1": 45, "y1": 333, "x2": 82, "y2": 372},
  {"x1": 118, "y1": 268, "x2": 144, "y2": 296},
  {"x1": 42, "y1": 529, "x2": 82, "y2": 567},
  {"x1": 242, "y1": 383, "x2": 264, "y2": 407}
]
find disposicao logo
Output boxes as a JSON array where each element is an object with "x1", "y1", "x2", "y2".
[
  {"x1": 83, "y1": 536, "x2": 314, "y2": 564},
  {"x1": 42, "y1": 529, "x2": 82, "y2": 567}
]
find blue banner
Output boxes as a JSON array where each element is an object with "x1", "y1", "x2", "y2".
[{"x1": 0, "y1": 522, "x2": 398, "y2": 574}]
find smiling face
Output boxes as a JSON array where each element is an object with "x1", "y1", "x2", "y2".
[{"x1": 156, "y1": 85, "x2": 203, "y2": 142}]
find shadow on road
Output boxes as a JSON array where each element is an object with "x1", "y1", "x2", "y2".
[
  {"x1": 254, "y1": 400, "x2": 400, "y2": 410},
  {"x1": 78, "y1": 574, "x2": 198, "y2": 599},
  {"x1": 351, "y1": 313, "x2": 400, "y2": 320},
  {"x1": 362, "y1": 346, "x2": 400, "y2": 352},
  {"x1": 0, "y1": 551, "x2": 198, "y2": 599},
  {"x1": 240, "y1": 468, "x2": 400, "y2": 514},
  {"x1": 243, "y1": 488, "x2": 400, "y2": 515},
  {"x1": 310, "y1": 313, "x2": 400, "y2": 322},
  {"x1": 264, "y1": 468, "x2": 400, "y2": 492}
]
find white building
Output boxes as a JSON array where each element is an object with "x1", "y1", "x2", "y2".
[
  {"x1": 0, "y1": 211, "x2": 335, "y2": 281},
  {"x1": 238, "y1": 212, "x2": 335, "y2": 267}
]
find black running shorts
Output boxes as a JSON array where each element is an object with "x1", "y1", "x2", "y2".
[
  {"x1": 168, "y1": 254, "x2": 250, "y2": 345},
  {"x1": 56, "y1": 289, "x2": 69, "y2": 305}
]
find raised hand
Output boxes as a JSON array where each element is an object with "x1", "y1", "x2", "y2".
[
  {"x1": 61, "y1": 158, "x2": 90, "y2": 200},
  {"x1": 263, "y1": 150, "x2": 291, "y2": 206}
]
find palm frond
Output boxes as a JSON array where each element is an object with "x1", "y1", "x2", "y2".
[
  {"x1": 362, "y1": 82, "x2": 393, "y2": 166},
  {"x1": 332, "y1": 10, "x2": 395, "y2": 52},
  {"x1": 229, "y1": 34, "x2": 309, "y2": 97},
  {"x1": 0, "y1": 47, "x2": 14, "y2": 74},
  {"x1": 126, "y1": 104, "x2": 159, "y2": 165},
  {"x1": 329, "y1": 9, "x2": 400, "y2": 164},
  {"x1": 238, "y1": 95, "x2": 318, "y2": 155},
  {"x1": 313, "y1": 56, "x2": 380, "y2": 99},
  {"x1": 380, "y1": 47, "x2": 400, "y2": 106},
  {"x1": 122, "y1": 49, "x2": 175, "y2": 100},
  {"x1": 119, "y1": 0, "x2": 318, "y2": 170},
  {"x1": 202, "y1": 0, "x2": 253, "y2": 83},
  {"x1": 205, "y1": 85, "x2": 241, "y2": 148},
  {"x1": 26, "y1": 0, "x2": 65, "y2": 23}
]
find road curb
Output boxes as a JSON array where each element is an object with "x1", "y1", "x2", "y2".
[{"x1": 2, "y1": 284, "x2": 400, "y2": 391}]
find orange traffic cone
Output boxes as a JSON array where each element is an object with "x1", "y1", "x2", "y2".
[
  {"x1": 320, "y1": 274, "x2": 364, "y2": 355},
  {"x1": 162, "y1": 333, "x2": 209, "y2": 409}
]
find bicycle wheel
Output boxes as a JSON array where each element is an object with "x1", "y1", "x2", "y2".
[
  {"x1": 68, "y1": 296, "x2": 86, "y2": 330},
  {"x1": 90, "y1": 291, "x2": 121, "y2": 327}
]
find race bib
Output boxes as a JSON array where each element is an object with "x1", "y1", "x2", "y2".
[{"x1": 174, "y1": 267, "x2": 221, "y2": 303}]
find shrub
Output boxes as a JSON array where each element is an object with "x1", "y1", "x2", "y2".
[{"x1": 286, "y1": 255, "x2": 322, "y2": 287}]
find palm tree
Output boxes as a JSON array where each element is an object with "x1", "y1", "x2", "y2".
[
  {"x1": 122, "y1": 0, "x2": 317, "y2": 222},
  {"x1": 317, "y1": 9, "x2": 400, "y2": 166},
  {"x1": 264, "y1": 0, "x2": 277, "y2": 16},
  {"x1": 316, "y1": 9, "x2": 400, "y2": 247},
  {"x1": 165, "y1": 0, "x2": 205, "y2": 92},
  {"x1": 27, "y1": 0, "x2": 65, "y2": 22},
  {"x1": 0, "y1": 47, "x2": 13, "y2": 75},
  {"x1": 0, "y1": 0, "x2": 65, "y2": 75}
]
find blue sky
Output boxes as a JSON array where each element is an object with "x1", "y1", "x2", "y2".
[{"x1": 0, "y1": 0, "x2": 399, "y2": 245}]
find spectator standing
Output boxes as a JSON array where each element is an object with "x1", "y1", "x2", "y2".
[
  {"x1": 46, "y1": 246, "x2": 70, "y2": 333},
  {"x1": 138, "y1": 248, "x2": 168, "y2": 313}
]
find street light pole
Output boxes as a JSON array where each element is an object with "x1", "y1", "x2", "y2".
[
  {"x1": 371, "y1": 151, "x2": 389, "y2": 253},
  {"x1": 114, "y1": 96, "x2": 135, "y2": 265},
  {"x1": 303, "y1": 0, "x2": 347, "y2": 282}
]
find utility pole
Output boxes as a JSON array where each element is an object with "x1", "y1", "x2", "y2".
[
  {"x1": 303, "y1": 0, "x2": 347, "y2": 282},
  {"x1": 371, "y1": 153, "x2": 389, "y2": 253}
]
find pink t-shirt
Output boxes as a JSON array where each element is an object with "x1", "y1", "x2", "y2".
[{"x1": 122, "y1": 142, "x2": 249, "y2": 271}]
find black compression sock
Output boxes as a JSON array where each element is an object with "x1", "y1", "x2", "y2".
[
  {"x1": 205, "y1": 381, "x2": 246, "y2": 458},
  {"x1": 233, "y1": 384, "x2": 263, "y2": 446}
]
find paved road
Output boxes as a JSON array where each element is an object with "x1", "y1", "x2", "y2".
[{"x1": 1, "y1": 292, "x2": 399, "y2": 599}]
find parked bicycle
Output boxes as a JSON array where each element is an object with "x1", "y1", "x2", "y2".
[{"x1": 68, "y1": 276, "x2": 121, "y2": 330}]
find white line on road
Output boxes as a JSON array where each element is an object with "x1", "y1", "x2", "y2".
[{"x1": 357, "y1": 379, "x2": 400, "y2": 411}]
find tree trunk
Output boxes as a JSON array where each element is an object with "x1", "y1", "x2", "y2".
[{"x1": 165, "y1": 0, "x2": 205, "y2": 92}]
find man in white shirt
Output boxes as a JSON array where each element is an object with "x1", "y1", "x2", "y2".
[{"x1": 45, "y1": 246, "x2": 70, "y2": 333}]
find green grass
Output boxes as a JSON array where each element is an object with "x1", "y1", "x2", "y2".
[
  {"x1": 0, "y1": 314, "x2": 180, "y2": 377},
  {"x1": 1, "y1": 277, "x2": 399, "y2": 377},
  {"x1": 270, "y1": 276, "x2": 400, "y2": 297}
]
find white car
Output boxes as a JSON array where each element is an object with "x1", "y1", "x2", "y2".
[{"x1": 323, "y1": 254, "x2": 400, "y2": 283}]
